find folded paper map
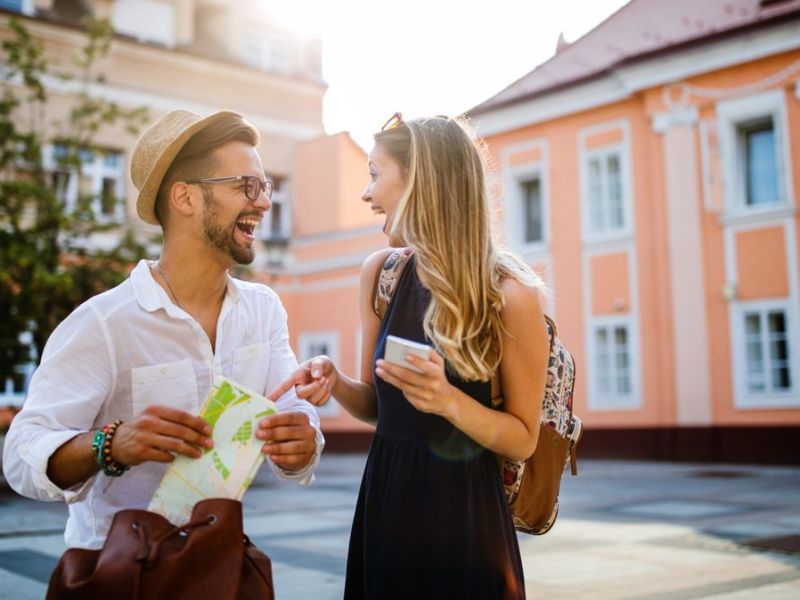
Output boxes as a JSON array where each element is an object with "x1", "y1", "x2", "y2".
[{"x1": 149, "y1": 377, "x2": 276, "y2": 525}]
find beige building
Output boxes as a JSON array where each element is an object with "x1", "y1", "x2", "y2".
[
  {"x1": 1, "y1": 0, "x2": 326, "y2": 256},
  {"x1": 0, "y1": 1, "x2": 381, "y2": 414}
]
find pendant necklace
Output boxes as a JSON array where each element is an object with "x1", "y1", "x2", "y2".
[{"x1": 157, "y1": 261, "x2": 183, "y2": 310}]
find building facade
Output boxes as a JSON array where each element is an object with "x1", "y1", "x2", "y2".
[
  {"x1": 0, "y1": 0, "x2": 346, "y2": 401},
  {"x1": 469, "y1": 0, "x2": 800, "y2": 462},
  {"x1": 5, "y1": 0, "x2": 798, "y2": 463}
]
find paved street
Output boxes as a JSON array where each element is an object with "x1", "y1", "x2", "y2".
[{"x1": 1, "y1": 454, "x2": 799, "y2": 599}]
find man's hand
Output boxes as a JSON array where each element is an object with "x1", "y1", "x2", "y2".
[
  {"x1": 268, "y1": 355, "x2": 337, "y2": 406},
  {"x1": 112, "y1": 405, "x2": 213, "y2": 466},
  {"x1": 256, "y1": 411, "x2": 316, "y2": 471}
]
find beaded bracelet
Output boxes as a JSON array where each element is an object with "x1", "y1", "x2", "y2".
[{"x1": 91, "y1": 420, "x2": 129, "y2": 477}]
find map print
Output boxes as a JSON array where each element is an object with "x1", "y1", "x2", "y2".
[{"x1": 148, "y1": 376, "x2": 276, "y2": 525}]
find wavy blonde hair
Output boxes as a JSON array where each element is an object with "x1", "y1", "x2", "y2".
[{"x1": 375, "y1": 115, "x2": 544, "y2": 381}]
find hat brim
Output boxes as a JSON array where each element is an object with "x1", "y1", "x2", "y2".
[{"x1": 135, "y1": 110, "x2": 243, "y2": 226}]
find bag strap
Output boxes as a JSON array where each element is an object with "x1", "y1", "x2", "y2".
[{"x1": 373, "y1": 247, "x2": 414, "y2": 319}]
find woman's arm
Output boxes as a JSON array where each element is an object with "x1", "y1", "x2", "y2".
[
  {"x1": 268, "y1": 248, "x2": 394, "y2": 425},
  {"x1": 374, "y1": 278, "x2": 549, "y2": 460}
]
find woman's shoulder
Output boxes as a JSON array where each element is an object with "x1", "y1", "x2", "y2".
[{"x1": 499, "y1": 277, "x2": 545, "y2": 320}]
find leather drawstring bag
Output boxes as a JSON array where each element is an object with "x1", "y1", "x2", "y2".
[{"x1": 46, "y1": 498, "x2": 273, "y2": 600}]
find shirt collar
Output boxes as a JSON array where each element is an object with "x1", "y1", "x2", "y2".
[{"x1": 131, "y1": 259, "x2": 240, "y2": 317}]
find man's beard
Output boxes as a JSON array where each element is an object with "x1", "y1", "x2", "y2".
[{"x1": 201, "y1": 187, "x2": 256, "y2": 265}]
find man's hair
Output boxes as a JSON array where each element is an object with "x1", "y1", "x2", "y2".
[
  {"x1": 374, "y1": 116, "x2": 543, "y2": 381},
  {"x1": 154, "y1": 116, "x2": 259, "y2": 227}
]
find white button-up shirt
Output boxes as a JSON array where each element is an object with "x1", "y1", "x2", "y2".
[{"x1": 3, "y1": 260, "x2": 323, "y2": 549}]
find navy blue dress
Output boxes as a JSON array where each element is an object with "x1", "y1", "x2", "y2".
[{"x1": 344, "y1": 257, "x2": 526, "y2": 600}]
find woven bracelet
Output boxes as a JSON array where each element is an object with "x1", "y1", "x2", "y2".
[{"x1": 91, "y1": 420, "x2": 129, "y2": 477}]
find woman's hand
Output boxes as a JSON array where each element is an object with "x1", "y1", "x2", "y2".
[
  {"x1": 375, "y1": 351, "x2": 459, "y2": 419},
  {"x1": 268, "y1": 355, "x2": 338, "y2": 406}
]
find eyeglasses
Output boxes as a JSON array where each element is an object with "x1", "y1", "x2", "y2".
[
  {"x1": 187, "y1": 175, "x2": 273, "y2": 201},
  {"x1": 381, "y1": 112, "x2": 404, "y2": 131}
]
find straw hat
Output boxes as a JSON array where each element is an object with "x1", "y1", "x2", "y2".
[{"x1": 130, "y1": 109, "x2": 246, "y2": 225}]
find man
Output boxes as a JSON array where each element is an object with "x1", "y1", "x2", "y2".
[{"x1": 3, "y1": 109, "x2": 323, "y2": 549}]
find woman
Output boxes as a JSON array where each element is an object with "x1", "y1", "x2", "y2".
[{"x1": 273, "y1": 114, "x2": 550, "y2": 599}]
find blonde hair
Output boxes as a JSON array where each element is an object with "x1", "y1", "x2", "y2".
[{"x1": 375, "y1": 116, "x2": 544, "y2": 381}]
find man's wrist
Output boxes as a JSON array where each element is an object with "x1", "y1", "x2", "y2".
[{"x1": 92, "y1": 420, "x2": 129, "y2": 477}]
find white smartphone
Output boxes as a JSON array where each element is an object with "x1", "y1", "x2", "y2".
[{"x1": 383, "y1": 335, "x2": 433, "y2": 373}]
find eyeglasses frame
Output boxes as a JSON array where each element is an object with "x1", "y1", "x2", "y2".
[{"x1": 186, "y1": 175, "x2": 273, "y2": 202}]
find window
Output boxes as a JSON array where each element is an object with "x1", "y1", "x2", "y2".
[
  {"x1": 586, "y1": 149, "x2": 626, "y2": 235},
  {"x1": 0, "y1": 0, "x2": 32, "y2": 15},
  {"x1": 241, "y1": 30, "x2": 293, "y2": 75},
  {"x1": 47, "y1": 145, "x2": 125, "y2": 222},
  {"x1": 589, "y1": 319, "x2": 638, "y2": 409},
  {"x1": 520, "y1": 178, "x2": 543, "y2": 244},
  {"x1": 260, "y1": 177, "x2": 290, "y2": 241},
  {"x1": 717, "y1": 90, "x2": 791, "y2": 215},
  {"x1": 112, "y1": 0, "x2": 176, "y2": 48},
  {"x1": 740, "y1": 118, "x2": 779, "y2": 207},
  {"x1": 594, "y1": 324, "x2": 631, "y2": 396},
  {"x1": 743, "y1": 308, "x2": 792, "y2": 394},
  {"x1": 733, "y1": 300, "x2": 798, "y2": 408},
  {"x1": 297, "y1": 332, "x2": 340, "y2": 417}
]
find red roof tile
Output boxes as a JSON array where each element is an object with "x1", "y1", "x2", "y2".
[{"x1": 470, "y1": 0, "x2": 800, "y2": 114}]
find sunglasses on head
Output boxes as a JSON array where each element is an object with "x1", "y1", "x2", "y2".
[{"x1": 380, "y1": 112, "x2": 404, "y2": 131}]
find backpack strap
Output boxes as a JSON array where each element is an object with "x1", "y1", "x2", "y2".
[{"x1": 373, "y1": 247, "x2": 414, "y2": 320}]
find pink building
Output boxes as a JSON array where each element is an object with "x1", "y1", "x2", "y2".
[
  {"x1": 464, "y1": 0, "x2": 800, "y2": 463},
  {"x1": 263, "y1": 0, "x2": 800, "y2": 462}
]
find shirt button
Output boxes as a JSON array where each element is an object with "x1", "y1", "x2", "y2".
[{"x1": 160, "y1": 367, "x2": 167, "y2": 375}]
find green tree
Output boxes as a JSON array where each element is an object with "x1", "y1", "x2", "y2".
[{"x1": 0, "y1": 17, "x2": 150, "y2": 386}]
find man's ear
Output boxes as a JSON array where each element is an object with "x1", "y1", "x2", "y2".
[{"x1": 170, "y1": 181, "x2": 197, "y2": 218}]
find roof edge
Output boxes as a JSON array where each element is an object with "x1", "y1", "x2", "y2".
[{"x1": 469, "y1": 7, "x2": 800, "y2": 116}]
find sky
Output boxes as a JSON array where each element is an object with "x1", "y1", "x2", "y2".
[{"x1": 267, "y1": 0, "x2": 631, "y2": 149}]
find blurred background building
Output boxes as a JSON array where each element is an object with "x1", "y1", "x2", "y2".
[
  {"x1": 469, "y1": 0, "x2": 800, "y2": 462},
  {"x1": 1, "y1": 0, "x2": 798, "y2": 462}
]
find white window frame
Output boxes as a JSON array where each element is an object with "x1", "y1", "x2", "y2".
[
  {"x1": 241, "y1": 29, "x2": 293, "y2": 75},
  {"x1": 587, "y1": 316, "x2": 641, "y2": 411},
  {"x1": 501, "y1": 140, "x2": 550, "y2": 254},
  {"x1": 297, "y1": 331, "x2": 340, "y2": 417},
  {"x1": 579, "y1": 121, "x2": 634, "y2": 244},
  {"x1": 716, "y1": 90, "x2": 794, "y2": 219},
  {"x1": 731, "y1": 299, "x2": 799, "y2": 409},
  {"x1": 259, "y1": 181, "x2": 291, "y2": 241},
  {"x1": 111, "y1": 0, "x2": 176, "y2": 48},
  {"x1": 45, "y1": 145, "x2": 126, "y2": 223}
]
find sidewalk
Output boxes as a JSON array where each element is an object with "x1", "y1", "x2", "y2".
[{"x1": 1, "y1": 455, "x2": 798, "y2": 599}]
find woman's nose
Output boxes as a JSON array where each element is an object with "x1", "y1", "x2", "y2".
[{"x1": 361, "y1": 187, "x2": 371, "y2": 202}]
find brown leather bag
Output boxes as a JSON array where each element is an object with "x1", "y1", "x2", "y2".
[{"x1": 46, "y1": 498, "x2": 273, "y2": 600}]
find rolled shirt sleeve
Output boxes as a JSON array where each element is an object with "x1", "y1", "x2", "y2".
[
  {"x1": 263, "y1": 298, "x2": 324, "y2": 484},
  {"x1": 3, "y1": 303, "x2": 113, "y2": 501}
]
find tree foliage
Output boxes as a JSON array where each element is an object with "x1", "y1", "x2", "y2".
[{"x1": 0, "y1": 17, "x2": 150, "y2": 384}]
